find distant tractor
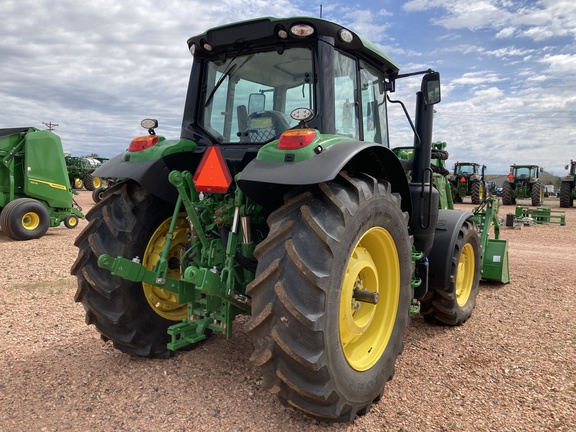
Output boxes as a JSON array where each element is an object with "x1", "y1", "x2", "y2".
[
  {"x1": 560, "y1": 160, "x2": 576, "y2": 208},
  {"x1": 501, "y1": 164, "x2": 543, "y2": 206},
  {"x1": 448, "y1": 162, "x2": 485, "y2": 204}
]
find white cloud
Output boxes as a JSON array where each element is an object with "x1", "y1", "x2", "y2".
[
  {"x1": 404, "y1": 0, "x2": 576, "y2": 41},
  {"x1": 539, "y1": 54, "x2": 576, "y2": 74},
  {"x1": 495, "y1": 27, "x2": 516, "y2": 38}
]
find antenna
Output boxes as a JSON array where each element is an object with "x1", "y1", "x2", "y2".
[
  {"x1": 42, "y1": 121, "x2": 59, "y2": 131},
  {"x1": 320, "y1": 4, "x2": 323, "y2": 18}
]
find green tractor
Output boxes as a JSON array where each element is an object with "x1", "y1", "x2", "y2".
[
  {"x1": 501, "y1": 164, "x2": 543, "y2": 206},
  {"x1": 64, "y1": 155, "x2": 104, "y2": 191},
  {"x1": 72, "y1": 17, "x2": 508, "y2": 422},
  {"x1": 0, "y1": 127, "x2": 84, "y2": 240},
  {"x1": 560, "y1": 159, "x2": 575, "y2": 208},
  {"x1": 448, "y1": 161, "x2": 485, "y2": 204}
]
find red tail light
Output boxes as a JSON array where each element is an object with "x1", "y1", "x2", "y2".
[
  {"x1": 277, "y1": 129, "x2": 316, "y2": 150},
  {"x1": 193, "y1": 146, "x2": 232, "y2": 193},
  {"x1": 128, "y1": 135, "x2": 158, "y2": 152}
]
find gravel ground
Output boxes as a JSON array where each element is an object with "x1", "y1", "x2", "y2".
[{"x1": 0, "y1": 190, "x2": 574, "y2": 431}]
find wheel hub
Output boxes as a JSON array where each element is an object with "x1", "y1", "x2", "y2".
[
  {"x1": 339, "y1": 227, "x2": 400, "y2": 371},
  {"x1": 455, "y1": 242, "x2": 475, "y2": 306}
]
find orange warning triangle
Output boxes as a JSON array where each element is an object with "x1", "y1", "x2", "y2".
[{"x1": 193, "y1": 146, "x2": 232, "y2": 193}]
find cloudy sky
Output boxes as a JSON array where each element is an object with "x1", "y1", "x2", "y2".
[{"x1": 2, "y1": 0, "x2": 575, "y2": 175}]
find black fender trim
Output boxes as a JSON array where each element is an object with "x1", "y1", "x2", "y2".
[
  {"x1": 93, "y1": 152, "x2": 200, "y2": 203},
  {"x1": 237, "y1": 141, "x2": 411, "y2": 212},
  {"x1": 427, "y1": 209, "x2": 474, "y2": 290}
]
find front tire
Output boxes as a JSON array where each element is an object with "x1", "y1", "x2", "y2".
[
  {"x1": 245, "y1": 172, "x2": 412, "y2": 422},
  {"x1": 71, "y1": 181, "x2": 188, "y2": 357},
  {"x1": 421, "y1": 220, "x2": 481, "y2": 326},
  {"x1": 92, "y1": 187, "x2": 107, "y2": 203}
]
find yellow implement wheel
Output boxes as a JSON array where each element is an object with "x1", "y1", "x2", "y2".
[
  {"x1": 455, "y1": 242, "x2": 475, "y2": 307},
  {"x1": 21, "y1": 211, "x2": 41, "y2": 231},
  {"x1": 92, "y1": 176, "x2": 102, "y2": 189},
  {"x1": 339, "y1": 227, "x2": 400, "y2": 371},
  {"x1": 142, "y1": 213, "x2": 189, "y2": 321},
  {"x1": 64, "y1": 214, "x2": 79, "y2": 229}
]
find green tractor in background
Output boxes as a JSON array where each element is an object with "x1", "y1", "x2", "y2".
[
  {"x1": 502, "y1": 164, "x2": 543, "y2": 206},
  {"x1": 64, "y1": 155, "x2": 104, "y2": 191},
  {"x1": 72, "y1": 17, "x2": 508, "y2": 422},
  {"x1": 560, "y1": 159, "x2": 575, "y2": 208},
  {"x1": 0, "y1": 127, "x2": 84, "y2": 240},
  {"x1": 448, "y1": 161, "x2": 485, "y2": 204}
]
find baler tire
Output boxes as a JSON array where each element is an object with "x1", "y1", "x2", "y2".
[
  {"x1": 502, "y1": 182, "x2": 515, "y2": 205},
  {"x1": 64, "y1": 213, "x2": 79, "y2": 229},
  {"x1": 531, "y1": 182, "x2": 542, "y2": 207},
  {"x1": 420, "y1": 220, "x2": 481, "y2": 326},
  {"x1": 71, "y1": 180, "x2": 185, "y2": 358},
  {"x1": 245, "y1": 172, "x2": 412, "y2": 422},
  {"x1": 470, "y1": 181, "x2": 483, "y2": 204},
  {"x1": 0, "y1": 198, "x2": 50, "y2": 240},
  {"x1": 559, "y1": 182, "x2": 573, "y2": 208}
]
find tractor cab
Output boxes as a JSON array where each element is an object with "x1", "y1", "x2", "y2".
[
  {"x1": 182, "y1": 18, "x2": 399, "y2": 150},
  {"x1": 509, "y1": 164, "x2": 539, "y2": 182}
]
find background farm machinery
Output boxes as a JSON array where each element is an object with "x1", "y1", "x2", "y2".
[{"x1": 0, "y1": 127, "x2": 83, "y2": 240}]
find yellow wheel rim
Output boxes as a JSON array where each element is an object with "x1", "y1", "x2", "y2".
[
  {"x1": 455, "y1": 243, "x2": 475, "y2": 307},
  {"x1": 74, "y1": 178, "x2": 83, "y2": 188},
  {"x1": 479, "y1": 183, "x2": 484, "y2": 199},
  {"x1": 339, "y1": 227, "x2": 400, "y2": 371},
  {"x1": 93, "y1": 177, "x2": 102, "y2": 188},
  {"x1": 22, "y1": 212, "x2": 41, "y2": 230},
  {"x1": 142, "y1": 213, "x2": 189, "y2": 321},
  {"x1": 68, "y1": 216, "x2": 78, "y2": 227}
]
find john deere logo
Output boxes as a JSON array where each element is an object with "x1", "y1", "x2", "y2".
[{"x1": 29, "y1": 178, "x2": 67, "y2": 190}]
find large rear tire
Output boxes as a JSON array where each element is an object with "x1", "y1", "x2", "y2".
[
  {"x1": 0, "y1": 198, "x2": 50, "y2": 240},
  {"x1": 421, "y1": 220, "x2": 481, "y2": 326},
  {"x1": 531, "y1": 182, "x2": 542, "y2": 206},
  {"x1": 71, "y1": 181, "x2": 188, "y2": 357},
  {"x1": 559, "y1": 181, "x2": 573, "y2": 208},
  {"x1": 470, "y1": 181, "x2": 483, "y2": 204},
  {"x1": 502, "y1": 182, "x2": 515, "y2": 205},
  {"x1": 245, "y1": 172, "x2": 412, "y2": 422},
  {"x1": 83, "y1": 173, "x2": 102, "y2": 191}
]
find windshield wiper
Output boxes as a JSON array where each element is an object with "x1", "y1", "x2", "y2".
[{"x1": 204, "y1": 63, "x2": 238, "y2": 108}]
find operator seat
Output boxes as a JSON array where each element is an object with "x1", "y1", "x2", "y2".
[{"x1": 247, "y1": 111, "x2": 290, "y2": 142}]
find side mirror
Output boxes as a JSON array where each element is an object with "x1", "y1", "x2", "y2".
[
  {"x1": 422, "y1": 72, "x2": 441, "y2": 105},
  {"x1": 248, "y1": 93, "x2": 266, "y2": 114}
]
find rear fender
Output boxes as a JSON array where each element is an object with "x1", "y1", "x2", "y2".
[
  {"x1": 93, "y1": 151, "x2": 201, "y2": 203},
  {"x1": 237, "y1": 141, "x2": 411, "y2": 213}
]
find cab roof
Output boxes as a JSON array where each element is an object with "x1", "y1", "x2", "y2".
[{"x1": 187, "y1": 17, "x2": 400, "y2": 77}]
